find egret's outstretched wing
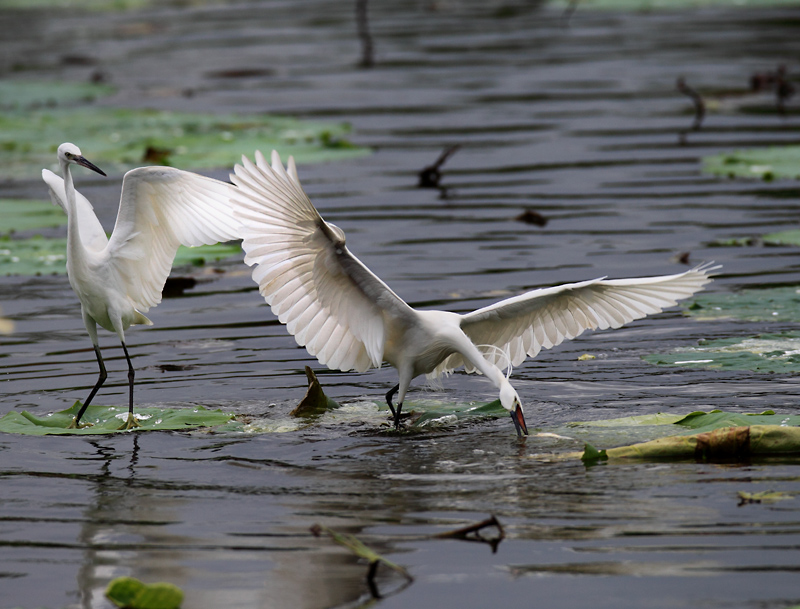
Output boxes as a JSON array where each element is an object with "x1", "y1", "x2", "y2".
[
  {"x1": 105, "y1": 167, "x2": 240, "y2": 313},
  {"x1": 435, "y1": 263, "x2": 717, "y2": 375},
  {"x1": 42, "y1": 169, "x2": 109, "y2": 253},
  {"x1": 231, "y1": 150, "x2": 413, "y2": 372}
]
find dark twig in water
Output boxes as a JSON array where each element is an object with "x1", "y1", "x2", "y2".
[
  {"x1": 561, "y1": 0, "x2": 581, "y2": 27},
  {"x1": 676, "y1": 77, "x2": 705, "y2": 143},
  {"x1": 418, "y1": 145, "x2": 461, "y2": 188},
  {"x1": 515, "y1": 209, "x2": 548, "y2": 227},
  {"x1": 355, "y1": 0, "x2": 374, "y2": 68},
  {"x1": 434, "y1": 515, "x2": 505, "y2": 553}
]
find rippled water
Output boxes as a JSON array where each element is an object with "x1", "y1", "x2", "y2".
[{"x1": 1, "y1": 2, "x2": 800, "y2": 608}]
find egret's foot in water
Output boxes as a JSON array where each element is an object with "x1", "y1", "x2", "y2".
[
  {"x1": 67, "y1": 417, "x2": 93, "y2": 430},
  {"x1": 117, "y1": 413, "x2": 141, "y2": 431}
]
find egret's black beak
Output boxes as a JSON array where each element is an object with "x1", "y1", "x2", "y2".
[
  {"x1": 76, "y1": 156, "x2": 107, "y2": 177},
  {"x1": 510, "y1": 404, "x2": 528, "y2": 437}
]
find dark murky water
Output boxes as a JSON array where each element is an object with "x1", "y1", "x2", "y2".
[{"x1": 2, "y1": 2, "x2": 800, "y2": 608}]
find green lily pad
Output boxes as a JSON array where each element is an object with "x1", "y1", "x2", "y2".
[
  {"x1": 106, "y1": 576, "x2": 184, "y2": 609},
  {"x1": 712, "y1": 229, "x2": 800, "y2": 248},
  {"x1": 0, "y1": 80, "x2": 115, "y2": 111},
  {"x1": 643, "y1": 332, "x2": 800, "y2": 373},
  {"x1": 737, "y1": 490, "x2": 794, "y2": 504},
  {"x1": 703, "y1": 145, "x2": 800, "y2": 181},
  {"x1": 0, "y1": 198, "x2": 67, "y2": 234},
  {"x1": 674, "y1": 409, "x2": 800, "y2": 433},
  {"x1": 0, "y1": 234, "x2": 241, "y2": 276},
  {"x1": 1, "y1": 106, "x2": 367, "y2": 181},
  {"x1": 686, "y1": 287, "x2": 800, "y2": 323},
  {"x1": 0, "y1": 402, "x2": 234, "y2": 435}
]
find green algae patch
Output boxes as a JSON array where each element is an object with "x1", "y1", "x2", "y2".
[
  {"x1": 703, "y1": 145, "x2": 800, "y2": 181},
  {"x1": 1, "y1": 106, "x2": 367, "y2": 181},
  {"x1": 0, "y1": 402, "x2": 234, "y2": 435}
]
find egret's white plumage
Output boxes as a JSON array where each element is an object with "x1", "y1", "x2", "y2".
[
  {"x1": 43, "y1": 143, "x2": 241, "y2": 429},
  {"x1": 232, "y1": 150, "x2": 717, "y2": 436}
]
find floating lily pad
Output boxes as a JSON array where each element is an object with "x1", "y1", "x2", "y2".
[
  {"x1": 106, "y1": 576, "x2": 184, "y2": 609},
  {"x1": 1, "y1": 106, "x2": 367, "y2": 181},
  {"x1": 712, "y1": 229, "x2": 800, "y2": 248},
  {"x1": 643, "y1": 332, "x2": 800, "y2": 373},
  {"x1": 703, "y1": 145, "x2": 800, "y2": 181},
  {"x1": 0, "y1": 198, "x2": 67, "y2": 234},
  {"x1": 0, "y1": 235, "x2": 242, "y2": 276},
  {"x1": 0, "y1": 402, "x2": 234, "y2": 435},
  {"x1": 686, "y1": 287, "x2": 800, "y2": 323},
  {"x1": 0, "y1": 80, "x2": 115, "y2": 111}
]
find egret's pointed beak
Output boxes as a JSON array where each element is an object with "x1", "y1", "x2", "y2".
[
  {"x1": 75, "y1": 156, "x2": 107, "y2": 177},
  {"x1": 510, "y1": 404, "x2": 528, "y2": 437}
]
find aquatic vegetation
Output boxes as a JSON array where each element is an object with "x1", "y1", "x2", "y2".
[
  {"x1": 704, "y1": 145, "x2": 800, "y2": 181},
  {"x1": 106, "y1": 576, "x2": 184, "y2": 609}
]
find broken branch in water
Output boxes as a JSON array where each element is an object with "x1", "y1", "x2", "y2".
[
  {"x1": 310, "y1": 524, "x2": 413, "y2": 597},
  {"x1": 434, "y1": 515, "x2": 505, "y2": 553},
  {"x1": 418, "y1": 145, "x2": 461, "y2": 188},
  {"x1": 676, "y1": 77, "x2": 705, "y2": 143}
]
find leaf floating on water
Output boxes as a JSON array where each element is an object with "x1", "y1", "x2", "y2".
[
  {"x1": 290, "y1": 366, "x2": 340, "y2": 417},
  {"x1": 0, "y1": 402, "x2": 234, "y2": 435},
  {"x1": 106, "y1": 576, "x2": 184, "y2": 609},
  {"x1": 737, "y1": 490, "x2": 794, "y2": 505}
]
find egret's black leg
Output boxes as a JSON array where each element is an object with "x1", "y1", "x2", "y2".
[
  {"x1": 119, "y1": 342, "x2": 140, "y2": 430},
  {"x1": 70, "y1": 345, "x2": 106, "y2": 428},
  {"x1": 385, "y1": 383, "x2": 399, "y2": 419}
]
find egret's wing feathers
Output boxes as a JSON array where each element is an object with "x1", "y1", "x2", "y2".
[
  {"x1": 231, "y1": 150, "x2": 412, "y2": 372},
  {"x1": 41, "y1": 169, "x2": 109, "y2": 253},
  {"x1": 435, "y1": 263, "x2": 717, "y2": 375},
  {"x1": 106, "y1": 167, "x2": 240, "y2": 313}
]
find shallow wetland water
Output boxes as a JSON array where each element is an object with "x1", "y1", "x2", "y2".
[{"x1": 1, "y1": 2, "x2": 800, "y2": 608}]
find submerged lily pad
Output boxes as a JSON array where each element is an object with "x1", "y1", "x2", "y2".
[
  {"x1": 0, "y1": 235, "x2": 242, "y2": 276},
  {"x1": 686, "y1": 286, "x2": 800, "y2": 323},
  {"x1": 1, "y1": 106, "x2": 367, "y2": 181},
  {"x1": 0, "y1": 198, "x2": 67, "y2": 234},
  {"x1": 643, "y1": 332, "x2": 800, "y2": 373},
  {"x1": 703, "y1": 145, "x2": 800, "y2": 181},
  {"x1": 0, "y1": 402, "x2": 234, "y2": 435},
  {"x1": 576, "y1": 409, "x2": 800, "y2": 461}
]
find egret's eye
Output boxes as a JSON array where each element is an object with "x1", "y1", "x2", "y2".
[{"x1": 64, "y1": 152, "x2": 73, "y2": 159}]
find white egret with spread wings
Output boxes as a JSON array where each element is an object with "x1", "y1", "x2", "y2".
[{"x1": 231, "y1": 150, "x2": 716, "y2": 436}]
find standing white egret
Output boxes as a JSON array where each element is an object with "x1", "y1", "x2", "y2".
[
  {"x1": 231, "y1": 150, "x2": 716, "y2": 436},
  {"x1": 43, "y1": 143, "x2": 241, "y2": 429}
]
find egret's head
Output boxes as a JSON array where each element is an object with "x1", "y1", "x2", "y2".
[
  {"x1": 57, "y1": 143, "x2": 107, "y2": 177},
  {"x1": 499, "y1": 382, "x2": 528, "y2": 437}
]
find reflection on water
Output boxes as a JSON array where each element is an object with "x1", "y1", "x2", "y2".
[{"x1": 1, "y1": 1, "x2": 800, "y2": 608}]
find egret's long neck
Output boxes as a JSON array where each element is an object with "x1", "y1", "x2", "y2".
[
  {"x1": 61, "y1": 161, "x2": 85, "y2": 265},
  {"x1": 451, "y1": 331, "x2": 508, "y2": 390}
]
